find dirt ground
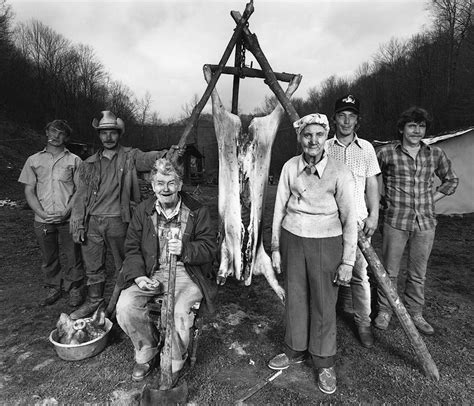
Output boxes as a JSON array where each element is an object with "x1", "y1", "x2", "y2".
[{"x1": 1, "y1": 182, "x2": 473, "y2": 405}]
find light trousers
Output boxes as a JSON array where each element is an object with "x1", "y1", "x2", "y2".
[
  {"x1": 116, "y1": 267, "x2": 203, "y2": 373},
  {"x1": 378, "y1": 223, "x2": 435, "y2": 315}
]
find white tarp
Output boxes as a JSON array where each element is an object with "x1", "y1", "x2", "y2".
[{"x1": 426, "y1": 128, "x2": 474, "y2": 215}]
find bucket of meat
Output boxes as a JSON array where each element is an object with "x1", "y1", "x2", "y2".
[{"x1": 49, "y1": 306, "x2": 113, "y2": 361}]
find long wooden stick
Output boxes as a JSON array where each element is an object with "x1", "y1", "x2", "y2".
[
  {"x1": 230, "y1": 11, "x2": 300, "y2": 124},
  {"x1": 168, "y1": 1, "x2": 254, "y2": 162},
  {"x1": 357, "y1": 228, "x2": 440, "y2": 381},
  {"x1": 208, "y1": 64, "x2": 296, "y2": 83},
  {"x1": 159, "y1": 254, "x2": 178, "y2": 390}
]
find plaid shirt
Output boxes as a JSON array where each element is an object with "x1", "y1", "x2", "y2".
[{"x1": 377, "y1": 141, "x2": 458, "y2": 231}]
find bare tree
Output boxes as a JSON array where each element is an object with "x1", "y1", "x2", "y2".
[
  {"x1": 136, "y1": 91, "x2": 152, "y2": 126},
  {"x1": 181, "y1": 93, "x2": 200, "y2": 119},
  {"x1": 430, "y1": 0, "x2": 473, "y2": 96}
]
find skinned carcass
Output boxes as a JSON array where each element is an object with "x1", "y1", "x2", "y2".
[{"x1": 203, "y1": 65, "x2": 301, "y2": 303}]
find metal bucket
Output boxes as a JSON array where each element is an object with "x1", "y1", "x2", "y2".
[{"x1": 49, "y1": 318, "x2": 113, "y2": 361}]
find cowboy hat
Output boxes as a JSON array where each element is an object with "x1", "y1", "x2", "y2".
[{"x1": 92, "y1": 111, "x2": 125, "y2": 135}]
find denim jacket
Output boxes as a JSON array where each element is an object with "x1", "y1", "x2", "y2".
[{"x1": 70, "y1": 145, "x2": 165, "y2": 236}]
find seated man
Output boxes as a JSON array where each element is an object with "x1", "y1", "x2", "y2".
[{"x1": 115, "y1": 158, "x2": 217, "y2": 382}]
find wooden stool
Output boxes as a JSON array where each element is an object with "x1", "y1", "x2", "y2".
[{"x1": 146, "y1": 294, "x2": 203, "y2": 368}]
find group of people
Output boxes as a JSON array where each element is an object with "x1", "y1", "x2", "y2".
[
  {"x1": 19, "y1": 96, "x2": 458, "y2": 394},
  {"x1": 267, "y1": 95, "x2": 458, "y2": 394}
]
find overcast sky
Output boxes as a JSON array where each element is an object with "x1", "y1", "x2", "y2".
[{"x1": 11, "y1": 0, "x2": 431, "y2": 121}]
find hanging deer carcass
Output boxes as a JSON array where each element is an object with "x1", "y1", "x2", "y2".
[{"x1": 203, "y1": 65, "x2": 301, "y2": 303}]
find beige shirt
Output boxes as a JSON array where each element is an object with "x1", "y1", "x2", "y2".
[
  {"x1": 325, "y1": 135, "x2": 380, "y2": 221},
  {"x1": 272, "y1": 154, "x2": 357, "y2": 265},
  {"x1": 18, "y1": 148, "x2": 82, "y2": 223}
]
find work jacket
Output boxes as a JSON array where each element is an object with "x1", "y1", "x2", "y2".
[
  {"x1": 117, "y1": 192, "x2": 218, "y2": 314},
  {"x1": 70, "y1": 145, "x2": 165, "y2": 235}
]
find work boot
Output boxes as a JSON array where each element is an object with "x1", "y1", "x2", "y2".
[
  {"x1": 70, "y1": 283, "x2": 104, "y2": 320},
  {"x1": 40, "y1": 287, "x2": 62, "y2": 307},
  {"x1": 357, "y1": 325, "x2": 374, "y2": 348},
  {"x1": 68, "y1": 285, "x2": 84, "y2": 307},
  {"x1": 374, "y1": 311, "x2": 391, "y2": 330},
  {"x1": 132, "y1": 360, "x2": 155, "y2": 382},
  {"x1": 412, "y1": 314, "x2": 435, "y2": 335}
]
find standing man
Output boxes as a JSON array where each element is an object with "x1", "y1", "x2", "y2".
[
  {"x1": 375, "y1": 107, "x2": 458, "y2": 335},
  {"x1": 326, "y1": 94, "x2": 380, "y2": 349},
  {"x1": 70, "y1": 111, "x2": 172, "y2": 319},
  {"x1": 18, "y1": 119, "x2": 84, "y2": 307}
]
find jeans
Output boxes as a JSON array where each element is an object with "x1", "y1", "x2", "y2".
[
  {"x1": 33, "y1": 221, "x2": 84, "y2": 291},
  {"x1": 281, "y1": 229, "x2": 341, "y2": 368},
  {"x1": 350, "y1": 247, "x2": 372, "y2": 327},
  {"x1": 377, "y1": 223, "x2": 435, "y2": 315},
  {"x1": 81, "y1": 216, "x2": 127, "y2": 286},
  {"x1": 116, "y1": 267, "x2": 203, "y2": 373}
]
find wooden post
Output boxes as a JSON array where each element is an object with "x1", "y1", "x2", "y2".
[
  {"x1": 357, "y1": 228, "x2": 440, "y2": 381},
  {"x1": 169, "y1": 1, "x2": 254, "y2": 161},
  {"x1": 231, "y1": 40, "x2": 243, "y2": 115},
  {"x1": 208, "y1": 65, "x2": 296, "y2": 83},
  {"x1": 231, "y1": 11, "x2": 300, "y2": 125}
]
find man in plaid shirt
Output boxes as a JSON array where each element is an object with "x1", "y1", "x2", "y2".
[{"x1": 374, "y1": 107, "x2": 458, "y2": 335}]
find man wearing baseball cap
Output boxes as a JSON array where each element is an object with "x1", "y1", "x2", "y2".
[
  {"x1": 325, "y1": 95, "x2": 381, "y2": 349},
  {"x1": 70, "y1": 111, "x2": 179, "y2": 319}
]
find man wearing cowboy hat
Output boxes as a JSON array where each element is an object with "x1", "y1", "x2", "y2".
[{"x1": 70, "y1": 111, "x2": 180, "y2": 319}]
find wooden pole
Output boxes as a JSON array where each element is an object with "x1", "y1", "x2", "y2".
[
  {"x1": 168, "y1": 1, "x2": 254, "y2": 163},
  {"x1": 208, "y1": 64, "x2": 296, "y2": 83},
  {"x1": 231, "y1": 11, "x2": 300, "y2": 124},
  {"x1": 357, "y1": 228, "x2": 440, "y2": 381},
  {"x1": 159, "y1": 254, "x2": 178, "y2": 390},
  {"x1": 231, "y1": 40, "x2": 243, "y2": 115}
]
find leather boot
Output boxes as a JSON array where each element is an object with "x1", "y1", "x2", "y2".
[{"x1": 70, "y1": 282, "x2": 104, "y2": 320}]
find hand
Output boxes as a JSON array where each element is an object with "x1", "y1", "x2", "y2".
[
  {"x1": 334, "y1": 263, "x2": 353, "y2": 287},
  {"x1": 135, "y1": 276, "x2": 162, "y2": 292},
  {"x1": 170, "y1": 145, "x2": 185, "y2": 157},
  {"x1": 362, "y1": 215, "x2": 378, "y2": 237},
  {"x1": 168, "y1": 238, "x2": 182, "y2": 256},
  {"x1": 73, "y1": 229, "x2": 85, "y2": 244},
  {"x1": 271, "y1": 251, "x2": 282, "y2": 274}
]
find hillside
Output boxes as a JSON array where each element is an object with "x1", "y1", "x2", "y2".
[{"x1": 0, "y1": 121, "x2": 45, "y2": 200}]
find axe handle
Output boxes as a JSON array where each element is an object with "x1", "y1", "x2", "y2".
[{"x1": 159, "y1": 254, "x2": 178, "y2": 390}]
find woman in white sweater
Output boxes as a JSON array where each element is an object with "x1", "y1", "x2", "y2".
[{"x1": 268, "y1": 113, "x2": 357, "y2": 395}]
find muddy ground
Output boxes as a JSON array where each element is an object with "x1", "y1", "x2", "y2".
[{"x1": 0, "y1": 182, "x2": 473, "y2": 405}]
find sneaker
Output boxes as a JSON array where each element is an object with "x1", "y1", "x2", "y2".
[
  {"x1": 40, "y1": 287, "x2": 61, "y2": 306},
  {"x1": 412, "y1": 314, "x2": 434, "y2": 335},
  {"x1": 318, "y1": 367, "x2": 337, "y2": 394},
  {"x1": 374, "y1": 311, "x2": 391, "y2": 330},
  {"x1": 68, "y1": 286, "x2": 84, "y2": 307},
  {"x1": 268, "y1": 353, "x2": 305, "y2": 370}
]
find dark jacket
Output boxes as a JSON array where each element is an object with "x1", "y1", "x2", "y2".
[
  {"x1": 70, "y1": 145, "x2": 165, "y2": 235},
  {"x1": 117, "y1": 192, "x2": 218, "y2": 314}
]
